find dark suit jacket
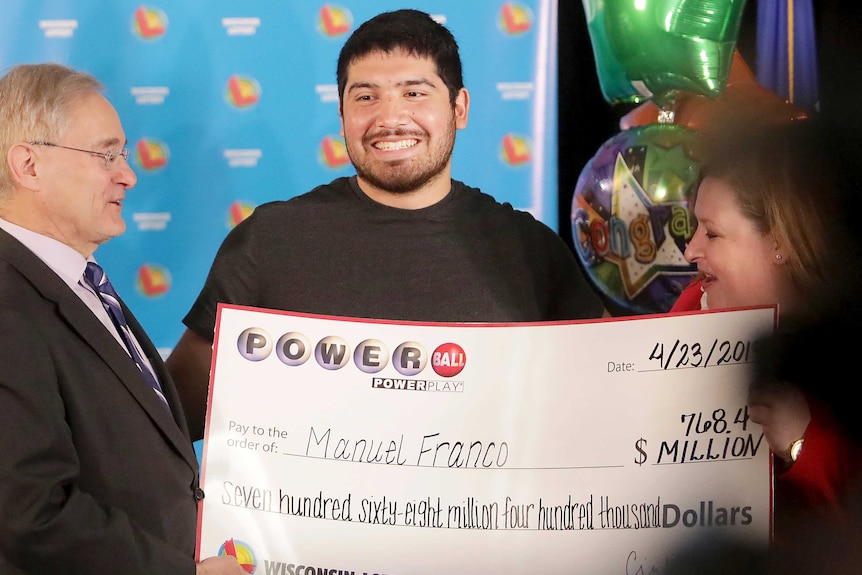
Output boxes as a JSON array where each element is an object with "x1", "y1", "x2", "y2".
[{"x1": 0, "y1": 229, "x2": 201, "y2": 575}]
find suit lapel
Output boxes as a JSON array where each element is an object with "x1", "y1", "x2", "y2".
[
  {"x1": 121, "y1": 298, "x2": 198, "y2": 461},
  {"x1": 0, "y1": 230, "x2": 198, "y2": 471}
]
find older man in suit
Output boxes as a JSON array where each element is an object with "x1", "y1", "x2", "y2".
[{"x1": 0, "y1": 63, "x2": 244, "y2": 575}]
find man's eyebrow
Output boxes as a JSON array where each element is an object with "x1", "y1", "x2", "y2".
[
  {"x1": 402, "y1": 78, "x2": 435, "y2": 88},
  {"x1": 346, "y1": 77, "x2": 437, "y2": 94},
  {"x1": 346, "y1": 80, "x2": 378, "y2": 94},
  {"x1": 92, "y1": 137, "x2": 125, "y2": 149}
]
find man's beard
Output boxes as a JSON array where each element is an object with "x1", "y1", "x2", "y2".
[{"x1": 348, "y1": 119, "x2": 456, "y2": 195}]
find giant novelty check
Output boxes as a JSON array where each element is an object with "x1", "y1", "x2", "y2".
[{"x1": 197, "y1": 304, "x2": 776, "y2": 575}]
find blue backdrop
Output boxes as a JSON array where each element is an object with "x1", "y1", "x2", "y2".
[{"x1": 0, "y1": 1, "x2": 559, "y2": 355}]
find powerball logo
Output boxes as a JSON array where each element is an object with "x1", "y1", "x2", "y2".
[{"x1": 236, "y1": 328, "x2": 466, "y2": 392}]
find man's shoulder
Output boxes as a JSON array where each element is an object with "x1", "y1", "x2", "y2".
[
  {"x1": 251, "y1": 177, "x2": 356, "y2": 217},
  {"x1": 0, "y1": 253, "x2": 69, "y2": 324},
  {"x1": 452, "y1": 180, "x2": 548, "y2": 228},
  {"x1": 0, "y1": 233, "x2": 63, "y2": 295},
  {"x1": 452, "y1": 180, "x2": 514, "y2": 212}
]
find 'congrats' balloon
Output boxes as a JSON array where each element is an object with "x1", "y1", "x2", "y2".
[{"x1": 572, "y1": 124, "x2": 700, "y2": 315}]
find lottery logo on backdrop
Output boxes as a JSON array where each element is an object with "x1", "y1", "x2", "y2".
[
  {"x1": 134, "y1": 138, "x2": 169, "y2": 172},
  {"x1": 499, "y1": 2, "x2": 533, "y2": 35},
  {"x1": 318, "y1": 4, "x2": 353, "y2": 37},
  {"x1": 500, "y1": 133, "x2": 532, "y2": 166},
  {"x1": 132, "y1": 6, "x2": 168, "y2": 40},
  {"x1": 319, "y1": 135, "x2": 350, "y2": 169},
  {"x1": 135, "y1": 264, "x2": 171, "y2": 298},
  {"x1": 226, "y1": 75, "x2": 261, "y2": 109},
  {"x1": 227, "y1": 201, "x2": 255, "y2": 229},
  {"x1": 218, "y1": 538, "x2": 256, "y2": 574}
]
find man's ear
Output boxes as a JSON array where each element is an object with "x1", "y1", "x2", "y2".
[
  {"x1": 7, "y1": 143, "x2": 40, "y2": 190},
  {"x1": 338, "y1": 102, "x2": 345, "y2": 137},
  {"x1": 454, "y1": 88, "x2": 469, "y2": 130}
]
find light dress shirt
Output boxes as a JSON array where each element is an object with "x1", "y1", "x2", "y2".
[{"x1": 0, "y1": 217, "x2": 158, "y2": 376}]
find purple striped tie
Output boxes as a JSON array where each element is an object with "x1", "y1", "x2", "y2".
[{"x1": 83, "y1": 262, "x2": 169, "y2": 408}]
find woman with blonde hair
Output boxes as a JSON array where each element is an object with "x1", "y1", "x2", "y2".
[{"x1": 671, "y1": 114, "x2": 862, "y2": 536}]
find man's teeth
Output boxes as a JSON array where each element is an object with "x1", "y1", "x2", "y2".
[{"x1": 375, "y1": 139, "x2": 417, "y2": 151}]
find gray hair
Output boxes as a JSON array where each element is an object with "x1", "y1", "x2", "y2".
[{"x1": 0, "y1": 63, "x2": 104, "y2": 193}]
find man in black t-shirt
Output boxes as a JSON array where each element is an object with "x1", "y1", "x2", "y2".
[{"x1": 166, "y1": 9, "x2": 605, "y2": 440}]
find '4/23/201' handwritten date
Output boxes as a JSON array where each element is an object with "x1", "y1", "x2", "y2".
[{"x1": 648, "y1": 339, "x2": 751, "y2": 371}]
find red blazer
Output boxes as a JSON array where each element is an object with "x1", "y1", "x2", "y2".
[{"x1": 670, "y1": 279, "x2": 862, "y2": 529}]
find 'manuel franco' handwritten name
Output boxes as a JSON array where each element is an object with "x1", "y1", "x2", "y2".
[{"x1": 305, "y1": 427, "x2": 510, "y2": 468}]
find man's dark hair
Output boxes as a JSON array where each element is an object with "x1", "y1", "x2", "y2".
[{"x1": 336, "y1": 9, "x2": 464, "y2": 105}]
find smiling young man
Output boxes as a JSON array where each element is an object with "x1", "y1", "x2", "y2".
[
  {"x1": 338, "y1": 43, "x2": 467, "y2": 208},
  {"x1": 0, "y1": 63, "x2": 244, "y2": 575},
  {"x1": 167, "y1": 9, "x2": 605, "y2": 440}
]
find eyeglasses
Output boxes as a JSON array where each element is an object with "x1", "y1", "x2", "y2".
[{"x1": 29, "y1": 141, "x2": 131, "y2": 169}]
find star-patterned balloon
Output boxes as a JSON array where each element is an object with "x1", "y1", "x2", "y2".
[{"x1": 572, "y1": 123, "x2": 700, "y2": 315}]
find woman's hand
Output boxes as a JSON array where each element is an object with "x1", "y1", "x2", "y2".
[{"x1": 748, "y1": 381, "x2": 811, "y2": 465}]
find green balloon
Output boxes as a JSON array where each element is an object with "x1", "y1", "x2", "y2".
[{"x1": 583, "y1": 0, "x2": 748, "y2": 107}]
